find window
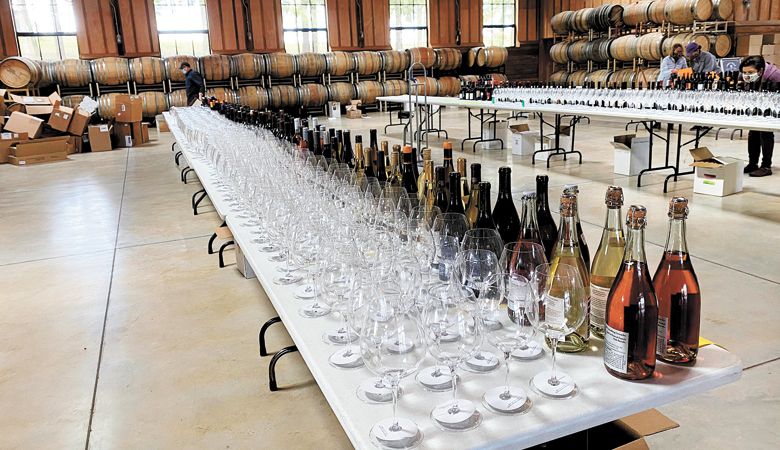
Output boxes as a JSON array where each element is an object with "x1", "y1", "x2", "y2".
[
  {"x1": 11, "y1": 0, "x2": 79, "y2": 61},
  {"x1": 389, "y1": 0, "x2": 427, "y2": 50},
  {"x1": 281, "y1": 0, "x2": 328, "y2": 54},
  {"x1": 483, "y1": 0, "x2": 515, "y2": 47},
  {"x1": 154, "y1": 0, "x2": 210, "y2": 57}
]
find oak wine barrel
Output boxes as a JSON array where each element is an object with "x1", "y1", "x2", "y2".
[
  {"x1": 326, "y1": 82, "x2": 355, "y2": 105},
  {"x1": 489, "y1": 73, "x2": 508, "y2": 84},
  {"x1": 585, "y1": 37, "x2": 612, "y2": 63},
  {"x1": 638, "y1": 68, "x2": 660, "y2": 86},
  {"x1": 692, "y1": 33, "x2": 711, "y2": 52},
  {"x1": 354, "y1": 51, "x2": 382, "y2": 75},
  {"x1": 623, "y1": 1, "x2": 653, "y2": 27},
  {"x1": 588, "y1": 4, "x2": 625, "y2": 31},
  {"x1": 408, "y1": 47, "x2": 436, "y2": 69},
  {"x1": 708, "y1": 34, "x2": 732, "y2": 57},
  {"x1": 568, "y1": 70, "x2": 588, "y2": 87},
  {"x1": 164, "y1": 55, "x2": 198, "y2": 82},
  {"x1": 549, "y1": 70, "x2": 570, "y2": 86},
  {"x1": 710, "y1": 0, "x2": 733, "y2": 20},
  {"x1": 550, "y1": 41, "x2": 571, "y2": 64},
  {"x1": 434, "y1": 48, "x2": 462, "y2": 71},
  {"x1": 567, "y1": 39, "x2": 590, "y2": 64},
  {"x1": 437, "y1": 76, "x2": 461, "y2": 97},
  {"x1": 167, "y1": 89, "x2": 188, "y2": 108},
  {"x1": 570, "y1": 8, "x2": 594, "y2": 33},
  {"x1": 206, "y1": 87, "x2": 237, "y2": 103},
  {"x1": 459, "y1": 75, "x2": 480, "y2": 84},
  {"x1": 379, "y1": 50, "x2": 409, "y2": 73},
  {"x1": 61, "y1": 94, "x2": 86, "y2": 108},
  {"x1": 611, "y1": 69, "x2": 637, "y2": 86},
  {"x1": 480, "y1": 46, "x2": 508, "y2": 68},
  {"x1": 610, "y1": 34, "x2": 639, "y2": 61},
  {"x1": 232, "y1": 53, "x2": 266, "y2": 79},
  {"x1": 130, "y1": 57, "x2": 166, "y2": 85},
  {"x1": 355, "y1": 80, "x2": 383, "y2": 104},
  {"x1": 648, "y1": 0, "x2": 668, "y2": 24},
  {"x1": 466, "y1": 47, "x2": 480, "y2": 67},
  {"x1": 52, "y1": 59, "x2": 92, "y2": 87},
  {"x1": 411, "y1": 76, "x2": 438, "y2": 96},
  {"x1": 266, "y1": 53, "x2": 297, "y2": 78},
  {"x1": 237, "y1": 86, "x2": 269, "y2": 110},
  {"x1": 586, "y1": 69, "x2": 613, "y2": 87},
  {"x1": 551, "y1": 11, "x2": 574, "y2": 35},
  {"x1": 200, "y1": 54, "x2": 234, "y2": 81},
  {"x1": 138, "y1": 91, "x2": 168, "y2": 117},
  {"x1": 636, "y1": 32, "x2": 666, "y2": 61},
  {"x1": 662, "y1": 33, "x2": 694, "y2": 56},
  {"x1": 382, "y1": 79, "x2": 409, "y2": 97},
  {"x1": 97, "y1": 93, "x2": 122, "y2": 119},
  {"x1": 0, "y1": 57, "x2": 52, "y2": 88},
  {"x1": 325, "y1": 52, "x2": 356, "y2": 76},
  {"x1": 91, "y1": 57, "x2": 131, "y2": 86},
  {"x1": 664, "y1": 0, "x2": 713, "y2": 25},
  {"x1": 297, "y1": 83, "x2": 328, "y2": 106},
  {"x1": 296, "y1": 52, "x2": 327, "y2": 77}
]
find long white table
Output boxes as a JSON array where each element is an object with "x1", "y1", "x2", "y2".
[{"x1": 167, "y1": 110, "x2": 743, "y2": 450}]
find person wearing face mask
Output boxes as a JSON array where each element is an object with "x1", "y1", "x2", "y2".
[
  {"x1": 741, "y1": 56, "x2": 780, "y2": 177},
  {"x1": 685, "y1": 42, "x2": 717, "y2": 74},
  {"x1": 658, "y1": 43, "x2": 688, "y2": 83},
  {"x1": 180, "y1": 62, "x2": 205, "y2": 106}
]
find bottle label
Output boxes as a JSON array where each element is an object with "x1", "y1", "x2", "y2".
[
  {"x1": 656, "y1": 316, "x2": 669, "y2": 356},
  {"x1": 544, "y1": 295, "x2": 565, "y2": 329},
  {"x1": 604, "y1": 325, "x2": 629, "y2": 374},
  {"x1": 590, "y1": 284, "x2": 610, "y2": 328}
]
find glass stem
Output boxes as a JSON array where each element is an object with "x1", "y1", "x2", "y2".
[
  {"x1": 390, "y1": 378, "x2": 400, "y2": 431},
  {"x1": 550, "y1": 338, "x2": 559, "y2": 384},
  {"x1": 450, "y1": 365, "x2": 458, "y2": 407},
  {"x1": 503, "y1": 352, "x2": 511, "y2": 394}
]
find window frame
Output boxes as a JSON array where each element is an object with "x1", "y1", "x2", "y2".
[
  {"x1": 388, "y1": 0, "x2": 429, "y2": 50},
  {"x1": 11, "y1": 0, "x2": 80, "y2": 60},
  {"x1": 154, "y1": 0, "x2": 211, "y2": 57},
  {"x1": 482, "y1": 0, "x2": 516, "y2": 48},
  {"x1": 281, "y1": 0, "x2": 328, "y2": 54}
]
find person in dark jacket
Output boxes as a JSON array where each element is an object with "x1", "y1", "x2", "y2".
[
  {"x1": 180, "y1": 62, "x2": 205, "y2": 106},
  {"x1": 741, "y1": 56, "x2": 780, "y2": 177}
]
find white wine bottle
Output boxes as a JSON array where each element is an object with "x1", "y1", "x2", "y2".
[{"x1": 590, "y1": 186, "x2": 626, "y2": 339}]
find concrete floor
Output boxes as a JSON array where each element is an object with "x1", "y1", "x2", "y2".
[{"x1": 0, "y1": 107, "x2": 777, "y2": 449}]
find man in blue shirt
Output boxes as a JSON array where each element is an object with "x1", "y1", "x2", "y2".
[
  {"x1": 686, "y1": 42, "x2": 718, "y2": 74},
  {"x1": 180, "y1": 62, "x2": 205, "y2": 106},
  {"x1": 658, "y1": 43, "x2": 688, "y2": 82}
]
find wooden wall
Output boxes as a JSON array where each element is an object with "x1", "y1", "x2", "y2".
[
  {"x1": 118, "y1": 0, "x2": 160, "y2": 57},
  {"x1": 429, "y1": 0, "x2": 483, "y2": 47},
  {"x1": 0, "y1": 0, "x2": 18, "y2": 58},
  {"x1": 247, "y1": 0, "x2": 285, "y2": 53},
  {"x1": 206, "y1": 0, "x2": 249, "y2": 54},
  {"x1": 73, "y1": 0, "x2": 119, "y2": 58}
]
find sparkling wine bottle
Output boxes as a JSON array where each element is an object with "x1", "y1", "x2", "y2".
[
  {"x1": 417, "y1": 149, "x2": 432, "y2": 203},
  {"x1": 354, "y1": 141, "x2": 366, "y2": 185},
  {"x1": 517, "y1": 191, "x2": 542, "y2": 245},
  {"x1": 457, "y1": 157, "x2": 470, "y2": 204},
  {"x1": 475, "y1": 182, "x2": 496, "y2": 229},
  {"x1": 442, "y1": 141, "x2": 454, "y2": 190},
  {"x1": 653, "y1": 197, "x2": 701, "y2": 365},
  {"x1": 492, "y1": 167, "x2": 520, "y2": 247},
  {"x1": 604, "y1": 205, "x2": 658, "y2": 380},
  {"x1": 590, "y1": 186, "x2": 626, "y2": 339},
  {"x1": 387, "y1": 144, "x2": 402, "y2": 187},
  {"x1": 563, "y1": 184, "x2": 590, "y2": 268},
  {"x1": 536, "y1": 175, "x2": 558, "y2": 261},
  {"x1": 465, "y1": 163, "x2": 481, "y2": 228},
  {"x1": 548, "y1": 193, "x2": 590, "y2": 353}
]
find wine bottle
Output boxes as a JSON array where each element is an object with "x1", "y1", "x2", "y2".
[
  {"x1": 401, "y1": 145, "x2": 418, "y2": 194},
  {"x1": 604, "y1": 205, "x2": 658, "y2": 380},
  {"x1": 465, "y1": 163, "x2": 482, "y2": 228},
  {"x1": 417, "y1": 149, "x2": 432, "y2": 203},
  {"x1": 653, "y1": 197, "x2": 701, "y2": 365},
  {"x1": 369, "y1": 128, "x2": 379, "y2": 171},
  {"x1": 376, "y1": 148, "x2": 388, "y2": 185},
  {"x1": 335, "y1": 130, "x2": 344, "y2": 163},
  {"x1": 590, "y1": 186, "x2": 626, "y2": 339},
  {"x1": 475, "y1": 182, "x2": 496, "y2": 229},
  {"x1": 442, "y1": 141, "x2": 454, "y2": 190},
  {"x1": 447, "y1": 172, "x2": 465, "y2": 214},
  {"x1": 457, "y1": 157, "x2": 470, "y2": 205},
  {"x1": 548, "y1": 193, "x2": 590, "y2": 353},
  {"x1": 354, "y1": 141, "x2": 366, "y2": 185},
  {"x1": 322, "y1": 129, "x2": 332, "y2": 159},
  {"x1": 411, "y1": 147, "x2": 420, "y2": 181},
  {"x1": 387, "y1": 145, "x2": 402, "y2": 187},
  {"x1": 536, "y1": 175, "x2": 558, "y2": 261},
  {"x1": 306, "y1": 127, "x2": 315, "y2": 153},
  {"x1": 493, "y1": 167, "x2": 520, "y2": 247},
  {"x1": 433, "y1": 166, "x2": 449, "y2": 213},
  {"x1": 563, "y1": 184, "x2": 591, "y2": 268},
  {"x1": 312, "y1": 129, "x2": 322, "y2": 156},
  {"x1": 342, "y1": 131, "x2": 354, "y2": 168},
  {"x1": 421, "y1": 160, "x2": 434, "y2": 206},
  {"x1": 517, "y1": 191, "x2": 542, "y2": 245}
]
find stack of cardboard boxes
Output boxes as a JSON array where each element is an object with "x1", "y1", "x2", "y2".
[
  {"x1": 736, "y1": 33, "x2": 780, "y2": 65},
  {"x1": 107, "y1": 94, "x2": 151, "y2": 149}
]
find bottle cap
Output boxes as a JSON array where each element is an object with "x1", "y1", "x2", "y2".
[
  {"x1": 443, "y1": 141, "x2": 453, "y2": 150},
  {"x1": 393, "y1": 144, "x2": 401, "y2": 152},
  {"x1": 402, "y1": 145, "x2": 412, "y2": 154},
  {"x1": 626, "y1": 205, "x2": 647, "y2": 229},
  {"x1": 559, "y1": 193, "x2": 577, "y2": 217},
  {"x1": 605, "y1": 186, "x2": 624, "y2": 207},
  {"x1": 668, "y1": 197, "x2": 689, "y2": 219},
  {"x1": 563, "y1": 184, "x2": 579, "y2": 195},
  {"x1": 355, "y1": 135, "x2": 362, "y2": 144},
  {"x1": 522, "y1": 191, "x2": 537, "y2": 199},
  {"x1": 499, "y1": 166, "x2": 511, "y2": 174},
  {"x1": 422, "y1": 148, "x2": 432, "y2": 160}
]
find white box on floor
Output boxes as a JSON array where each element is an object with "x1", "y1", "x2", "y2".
[
  {"x1": 611, "y1": 135, "x2": 650, "y2": 176},
  {"x1": 690, "y1": 147, "x2": 744, "y2": 197},
  {"x1": 235, "y1": 243, "x2": 256, "y2": 279},
  {"x1": 328, "y1": 101, "x2": 341, "y2": 118},
  {"x1": 482, "y1": 119, "x2": 507, "y2": 141}
]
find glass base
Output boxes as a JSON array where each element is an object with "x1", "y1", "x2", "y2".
[
  {"x1": 482, "y1": 386, "x2": 533, "y2": 415},
  {"x1": 529, "y1": 370, "x2": 578, "y2": 399},
  {"x1": 322, "y1": 328, "x2": 358, "y2": 345},
  {"x1": 357, "y1": 378, "x2": 401, "y2": 404},
  {"x1": 462, "y1": 350, "x2": 501, "y2": 373},
  {"x1": 298, "y1": 303, "x2": 331, "y2": 318},
  {"x1": 369, "y1": 417, "x2": 423, "y2": 449},
  {"x1": 273, "y1": 273, "x2": 303, "y2": 285},
  {"x1": 328, "y1": 345, "x2": 363, "y2": 369},
  {"x1": 416, "y1": 365, "x2": 455, "y2": 392},
  {"x1": 430, "y1": 399, "x2": 482, "y2": 431},
  {"x1": 511, "y1": 341, "x2": 545, "y2": 360},
  {"x1": 294, "y1": 284, "x2": 316, "y2": 300},
  {"x1": 258, "y1": 243, "x2": 280, "y2": 253}
]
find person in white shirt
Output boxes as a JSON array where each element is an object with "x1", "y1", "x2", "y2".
[{"x1": 658, "y1": 43, "x2": 688, "y2": 82}]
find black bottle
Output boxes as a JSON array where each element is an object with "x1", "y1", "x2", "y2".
[
  {"x1": 475, "y1": 182, "x2": 496, "y2": 229},
  {"x1": 343, "y1": 131, "x2": 354, "y2": 168},
  {"x1": 536, "y1": 175, "x2": 558, "y2": 261},
  {"x1": 447, "y1": 171, "x2": 465, "y2": 214},
  {"x1": 433, "y1": 166, "x2": 449, "y2": 213},
  {"x1": 492, "y1": 167, "x2": 520, "y2": 247},
  {"x1": 401, "y1": 145, "x2": 418, "y2": 194}
]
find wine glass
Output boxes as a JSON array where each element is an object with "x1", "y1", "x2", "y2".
[
  {"x1": 329, "y1": 270, "x2": 373, "y2": 370},
  {"x1": 461, "y1": 228, "x2": 504, "y2": 260},
  {"x1": 321, "y1": 262, "x2": 357, "y2": 346},
  {"x1": 361, "y1": 295, "x2": 426, "y2": 449},
  {"x1": 528, "y1": 263, "x2": 587, "y2": 399},
  {"x1": 480, "y1": 272, "x2": 534, "y2": 415},
  {"x1": 424, "y1": 298, "x2": 483, "y2": 431}
]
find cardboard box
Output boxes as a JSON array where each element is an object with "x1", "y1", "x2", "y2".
[
  {"x1": 8, "y1": 152, "x2": 68, "y2": 166},
  {"x1": 235, "y1": 243, "x2": 256, "y2": 279},
  {"x1": 156, "y1": 114, "x2": 170, "y2": 132},
  {"x1": 509, "y1": 124, "x2": 532, "y2": 156},
  {"x1": 0, "y1": 132, "x2": 29, "y2": 163},
  {"x1": 113, "y1": 122, "x2": 134, "y2": 148},
  {"x1": 88, "y1": 124, "x2": 113, "y2": 152},
  {"x1": 11, "y1": 136, "x2": 69, "y2": 158},
  {"x1": 346, "y1": 100, "x2": 362, "y2": 119},
  {"x1": 48, "y1": 105, "x2": 74, "y2": 132},
  {"x1": 67, "y1": 109, "x2": 91, "y2": 136},
  {"x1": 612, "y1": 134, "x2": 650, "y2": 176},
  {"x1": 66, "y1": 136, "x2": 83, "y2": 154},
  {"x1": 141, "y1": 122, "x2": 150, "y2": 143},
  {"x1": 4, "y1": 112, "x2": 45, "y2": 138},
  {"x1": 327, "y1": 101, "x2": 342, "y2": 119},
  {"x1": 528, "y1": 409, "x2": 678, "y2": 450},
  {"x1": 131, "y1": 122, "x2": 143, "y2": 143},
  {"x1": 115, "y1": 94, "x2": 143, "y2": 123},
  {"x1": 9, "y1": 92, "x2": 61, "y2": 115},
  {"x1": 690, "y1": 147, "x2": 744, "y2": 197}
]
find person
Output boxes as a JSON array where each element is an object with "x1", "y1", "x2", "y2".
[
  {"x1": 658, "y1": 43, "x2": 688, "y2": 82},
  {"x1": 685, "y1": 42, "x2": 717, "y2": 74},
  {"x1": 741, "y1": 55, "x2": 780, "y2": 177},
  {"x1": 180, "y1": 62, "x2": 205, "y2": 106}
]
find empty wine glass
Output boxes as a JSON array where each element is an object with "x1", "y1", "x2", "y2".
[
  {"x1": 499, "y1": 241, "x2": 548, "y2": 280},
  {"x1": 528, "y1": 263, "x2": 587, "y2": 399}
]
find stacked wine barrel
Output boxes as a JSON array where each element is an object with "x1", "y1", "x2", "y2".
[{"x1": 465, "y1": 46, "x2": 509, "y2": 68}]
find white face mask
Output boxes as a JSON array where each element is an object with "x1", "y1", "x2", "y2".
[{"x1": 743, "y1": 72, "x2": 760, "y2": 83}]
